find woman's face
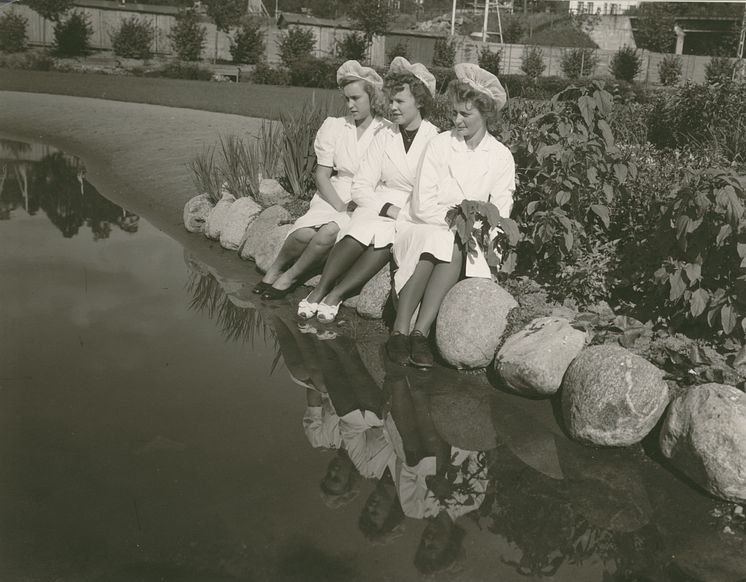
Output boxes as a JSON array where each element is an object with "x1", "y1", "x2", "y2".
[
  {"x1": 343, "y1": 81, "x2": 372, "y2": 122},
  {"x1": 323, "y1": 454, "x2": 353, "y2": 495},
  {"x1": 363, "y1": 487, "x2": 395, "y2": 529},
  {"x1": 389, "y1": 84, "x2": 421, "y2": 128},
  {"x1": 451, "y1": 100, "x2": 486, "y2": 142}
]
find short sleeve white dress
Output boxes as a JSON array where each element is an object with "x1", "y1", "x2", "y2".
[
  {"x1": 288, "y1": 115, "x2": 390, "y2": 236},
  {"x1": 392, "y1": 129, "x2": 516, "y2": 293},
  {"x1": 338, "y1": 120, "x2": 440, "y2": 248}
]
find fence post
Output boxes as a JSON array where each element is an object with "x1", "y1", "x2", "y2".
[
  {"x1": 644, "y1": 50, "x2": 651, "y2": 85},
  {"x1": 581, "y1": 50, "x2": 585, "y2": 77},
  {"x1": 507, "y1": 43, "x2": 512, "y2": 74}
]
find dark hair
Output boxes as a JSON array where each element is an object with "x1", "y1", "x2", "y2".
[
  {"x1": 358, "y1": 491, "x2": 405, "y2": 542},
  {"x1": 413, "y1": 518, "x2": 466, "y2": 574},
  {"x1": 383, "y1": 71, "x2": 434, "y2": 119},
  {"x1": 339, "y1": 77, "x2": 388, "y2": 119},
  {"x1": 320, "y1": 449, "x2": 357, "y2": 496},
  {"x1": 446, "y1": 79, "x2": 499, "y2": 121}
]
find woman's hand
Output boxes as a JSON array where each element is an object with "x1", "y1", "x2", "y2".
[
  {"x1": 346, "y1": 200, "x2": 358, "y2": 213},
  {"x1": 388, "y1": 205, "x2": 401, "y2": 220}
]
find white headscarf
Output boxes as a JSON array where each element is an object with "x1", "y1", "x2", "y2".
[
  {"x1": 388, "y1": 56, "x2": 437, "y2": 96},
  {"x1": 454, "y1": 63, "x2": 507, "y2": 111},
  {"x1": 336, "y1": 60, "x2": 384, "y2": 90}
]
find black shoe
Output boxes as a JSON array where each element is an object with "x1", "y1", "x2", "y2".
[
  {"x1": 386, "y1": 332, "x2": 410, "y2": 365},
  {"x1": 252, "y1": 281, "x2": 272, "y2": 295},
  {"x1": 261, "y1": 284, "x2": 294, "y2": 300},
  {"x1": 409, "y1": 332, "x2": 434, "y2": 368}
]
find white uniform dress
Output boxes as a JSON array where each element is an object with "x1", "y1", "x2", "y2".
[
  {"x1": 392, "y1": 130, "x2": 516, "y2": 293},
  {"x1": 339, "y1": 120, "x2": 440, "y2": 248},
  {"x1": 303, "y1": 393, "x2": 343, "y2": 450},
  {"x1": 288, "y1": 115, "x2": 390, "y2": 236},
  {"x1": 339, "y1": 409, "x2": 396, "y2": 480}
]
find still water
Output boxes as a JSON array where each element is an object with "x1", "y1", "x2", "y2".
[{"x1": 1, "y1": 139, "x2": 745, "y2": 582}]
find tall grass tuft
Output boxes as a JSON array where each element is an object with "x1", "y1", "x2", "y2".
[
  {"x1": 279, "y1": 99, "x2": 332, "y2": 200},
  {"x1": 258, "y1": 119, "x2": 284, "y2": 180},
  {"x1": 190, "y1": 144, "x2": 222, "y2": 204},
  {"x1": 238, "y1": 136, "x2": 263, "y2": 199},
  {"x1": 218, "y1": 134, "x2": 254, "y2": 199}
]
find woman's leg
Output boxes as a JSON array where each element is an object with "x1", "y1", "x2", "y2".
[
  {"x1": 307, "y1": 236, "x2": 366, "y2": 303},
  {"x1": 412, "y1": 243, "x2": 463, "y2": 336},
  {"x1": 322, "y1": 245, "x2": 392, "y2": 306},
  {"x1": 391, "y1": 255, "x2": 436, "y2": 335},
  {"x1": 272, "y1": 222, "x2": 340, "y2": 291},
  {"x1": 261, "y1": 227, "x2": 315, "y2": 285}
]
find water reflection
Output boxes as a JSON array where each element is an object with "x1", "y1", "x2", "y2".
[{"x1": 0, "y1": 138, "x2": 139, "y2": 238}]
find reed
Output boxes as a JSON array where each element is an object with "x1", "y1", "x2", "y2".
[{"x1": 189, "y1": 144, "x2": 222, "y2": 204}]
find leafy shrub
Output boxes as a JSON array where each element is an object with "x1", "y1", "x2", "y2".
[
  {"x1": 520, "y1": 46, "x2": 545, "y2": 79},
  {"x1": 427, "y1": 65, "x2": 456, "y2": 94},
  {"x1": 478, "y1": 46, "x2": 501, "y2": 76},
  {"x1": 432, "y1": 37, "x2": 455, "y2": 68},
  {"x1": 53, "y1": 10, "x2": 93, "y2": 57},
  {"x1": 230, "y1": 18, "x2": 264, "y2": 64},
  {"x1": 335, "y1": 32, "x2": 367, "y2": 62},
  {"x1": 0, "y1": 48, "x2": 53, "y2": 70},
  {"x1": 705, "y1": 56, "x2": 735, "y2": 85},
  {"x1": 560, "y1": 48, "x2": 599, "y2": 79},
  {"x1": 657, "y1": 54, "x2": 681, "y2": 86},
  {"x1": 251, "y1": 61, "x2": 290, "y2": 85},
  {"x1": 278, "y1": 27, "x2": 315, "y2": 67},
  {"x1": 25, "y1": 0, "x2": 73, "y2": 23},
  {"x1": 110, "y1": 16, "x2": 153, "y2": 60},
  {"x1": 169, "y1": 9, "x2": 206, "y2": 61},
  {"x1": 386, "y1": 40, "x2": 410, "y2": 64},
  {"x1": 609, "y1": 46, "x2": 641, "y2": 82},
  {"x1": 288, "y1": 56, "x2": 339, "y2": 89},
  {"x1": 149, "y1": 61, "x2": 212, "y2": 80},
  {"x1": 0, "y1": 9, "x2": 28, "y2": 53}
]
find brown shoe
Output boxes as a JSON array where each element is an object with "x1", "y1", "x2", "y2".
[
  {"x1": 409, "y1": 331, "x2": 434, "y2": 368},
  {"x1": 386, "y1": 332, "x2": 410, "y2": 365}
]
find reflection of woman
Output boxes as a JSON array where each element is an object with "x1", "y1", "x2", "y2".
[
  {"x1": 257, "y1": 60, "x2": 389, "y2": 299},
  {"x1": 358, "y1": 470, "x2": 405, "y2": 544},
  {"x1": 299, "y1": 58, "x2": 440, "y2": 323},
  {"x1": 388, "y1": 63, "x2": 516, "y2": 368}
]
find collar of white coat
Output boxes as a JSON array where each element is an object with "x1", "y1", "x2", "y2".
[
  {"x1": 344, "y1": 115, "x2": 388, "y2": 131},
  {"x1": 449, "y1": 128, "x2": 497, "y2": 153}
]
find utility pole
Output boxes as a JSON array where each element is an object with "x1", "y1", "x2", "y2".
[
  {"x1": 482, "y1": 0, "x2": 489, "y2": 42},
  {"x1": 451, "y1": 0, "x2": 457, "y2": 36}
]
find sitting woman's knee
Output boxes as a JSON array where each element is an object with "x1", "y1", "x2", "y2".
[{"x1": 314, "y1": 223, "x2": 340, "y2": 245}]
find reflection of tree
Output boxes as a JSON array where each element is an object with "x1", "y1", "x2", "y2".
[
  {"x1": 0, "y1": 141, "x2": 139, "y2": 240},
  {"x1": 186, "y1": 271, "x2": 274, "y2": 348}
]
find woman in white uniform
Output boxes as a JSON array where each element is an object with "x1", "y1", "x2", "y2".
[
  {"x1": 256, "y1": 60, "x2": 389, "y2": 299},
  {"x1": 298, "y1": 58, "x2": 440, "y2": 322},
  {"x1": 388, "y1": 63, "x2": 516, "y2": 367}
]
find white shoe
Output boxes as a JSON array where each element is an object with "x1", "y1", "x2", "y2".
[
  {"x1": 316, "y1": 298, "x2": 341, "y2": 323},
  {"x1": 297, "y1": 293, "x2": 319, "y2": 320}
]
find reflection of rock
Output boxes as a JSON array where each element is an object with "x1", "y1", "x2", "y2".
[
  {"x1": 660, "y1": 383, "x2": 746, "y2": 503},
  {"x1": 561, "y1": 345, "x2": 669, "y2": 447},
  {"x1": 356, "y1": 340, "x2": 386, "y2": 388},
  {"x1": 430, "y1": 381, "x2": 498, "y2": 451},
  {"x1": 255, "y1": 224, "x2": 294, "y2": 273},
  {"x1": 239, "y1": 205, "x2": 291, "y2": 261},
  {"x1": 219, "y1": 197, "x2": 262, "y2": 251},
  {"x1": 258, "y1": 178, "x2": 290, "y2": 207},
  {"x1": 664, "y1": 525, "x2": 746, "y2": 582},
  {"x1": 496, "y1": 317, "x2": 586, "y2": 397},
  {"x1": 355, "y1": 265, "x2": 391, "y2": 319},
  {"x1": 436, "y1": 279, "x2": 517, "y2": 369},
  {"x1": 183, "y1": 249, "x2": 210, "y2": 276},
  {"x1": 183, "y1": 193, "x2": 213, "y2": 233},
  {"x1": 204, "y1": 191, "x2": 235, "y2": 240}
]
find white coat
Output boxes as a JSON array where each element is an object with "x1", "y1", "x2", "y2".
[
  {"x1": 340, "y1": 120, "x2": 440, "y2": 248},
  {"x1": 303, "y1": 394, "x2": 342, "y2": 451},
  {"x1": 393, "y1": 129, "x2": 516, "y2": 292},
  {"x1": 339, "y1": 409, "x2": 396, "y2": 480},
  {"x1": 289, "y1": 115, "x2": 390, "y2": 235}
]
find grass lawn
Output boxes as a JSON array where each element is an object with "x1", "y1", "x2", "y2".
[{"x1": 0, "y1": 69, "x2": 341, "y2": 119}]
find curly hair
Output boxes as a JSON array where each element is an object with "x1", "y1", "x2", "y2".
[
  {"x1": 446, "y1": 79, "x2": 499, "y2": 121},
  {"x1": 358, "y1": 493, "x2": 405, "y2": 542},
  {"x1": 339, "y1": 77, "x2": 388, "y2": 119},
  {"x1": 383, "y1": 71, "x2": 434, "y2": 119}
]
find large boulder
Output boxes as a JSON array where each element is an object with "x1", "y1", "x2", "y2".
[
  {"x1": 561, "y1": 345, "x2": 669, "y2": 447},
  {"x1": 255, "y1": 224, "x2": 294, "y2": 273},
  {"x1": 183, "y1": 193, "x2": 214, "y2": 233},
  {"x1": 257, "y1": 178, "x2": 290, "y2": 207},
  {"x1": 435, "y1": 279, "x2": 517, "y2": 369},
  {"x1": 204, "y1": 191, "x2": 235, "y2": 240},
  {"x1": 430, "y1": 382, "x2": 498, "y2": 451},
  {"x1": 219, "y1": 197, "x2": 263, "y2": 251},
  {"x1": 239, "y1": 205, "x2": 291, "y2": 261},
  {"x1": 496, "y1": 317, "x2": 587, "y2": 397},
  {"x1": 659, "y1": 383, "x2": 746, "y2": 503},
  {"x1": 355, "y1": 265, "x2": 392, "y2": 320}
]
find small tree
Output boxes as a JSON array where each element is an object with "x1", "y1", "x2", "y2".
[
  {"x1": 111, "y1": 16, "x2": 153, "y2": 59},
  {"x1": 26, "y1": 0, "x2": 73, "y2": 44},
  {"x1": 348, "y1": 0, "x2": 391, "y2": 43},
  {"x1": 658, "y1": 54, "x2": 681, "y2": 86},
  {"x1": 53, "y1": 10, "x2": 92, "y2": 57},
  {"x1": 204, "y1": 0, "x2": 244, "y2": 63},
  {"x1": 0, "y1": 10, "x2": 29, "y2": 53},
  {"x1": 705, "y1": 56, "x2": 735, "y2": 84},
  {"x1": 520, "y1": 45, "x2": 545, "y2": 79},
  {"x1": 335, "y1": 32, "x2": 367, "y2": 62},
  {"x1": 169, "y1": 9, "x2": 206, "y2": 61},
  {"x1": 609, "y1": 45, "x2": 642, "y2": 82},
  {"x1": 229, "y1": 17, "x2": 264, "y2": 64},
  {"x1": 478, "y1": 46, "x2": 501, "y2": 76},
  {"x1": 560, "y1": 47, "x2": 599, "y2": 79},
  {"x1": 432, "y1": 37, "x2": 456, "y2": 68},
  {"x1": 386, "y1": 40, "x2": 411, "y2": 64},
  {"x1": 277, "y1": 27, "x2": 315, "y2": 67}
]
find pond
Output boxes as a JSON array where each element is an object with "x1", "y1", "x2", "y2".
[{"x1": 1, "y1": 138, "x2": 745, "y2": 582}]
